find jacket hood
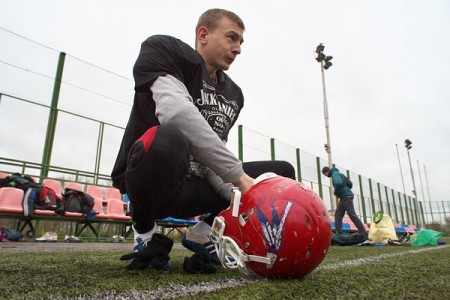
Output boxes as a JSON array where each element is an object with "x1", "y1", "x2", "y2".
[{"x1": 328, "y1": 167, "x2": 339, "y2": 177}]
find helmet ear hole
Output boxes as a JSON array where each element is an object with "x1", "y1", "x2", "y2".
[
  {"x1": 239, "y1": 212, "x2": 248, "y2": 226},
  {"x1": 305, "y1": 215, "x2": 312, "y2": 229},
  {"x1": 306, "y1": 246, "x2": 311, "y2": 258}
]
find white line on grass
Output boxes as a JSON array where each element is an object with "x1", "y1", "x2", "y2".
[
  {"x1": 70, "y1": 245, "x2": 448, "y2": 300},
  {"x1": 316, "y1": 244, "x2": 449, "y2": 270},
  {"x1": 68, "y1": 277, "x2": 260, "y2": 300}
]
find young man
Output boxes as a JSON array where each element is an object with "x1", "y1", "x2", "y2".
[
  {"x1": 322, "y1": 166, "x2": 368, "y2": 238},
  {"x1": 112, "y1": 9, "x2": 295, "y2": 270}
]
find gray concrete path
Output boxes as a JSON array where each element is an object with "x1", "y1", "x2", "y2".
[{"x1": 0, "y1": 241, "x2": 183, "y2": 253}]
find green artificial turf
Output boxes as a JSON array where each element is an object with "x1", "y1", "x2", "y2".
[{"x1": 1, "y1": 238, "x2": 449, "y2": 299}]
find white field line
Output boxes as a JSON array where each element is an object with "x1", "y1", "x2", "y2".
[
  {"x1": 316, "y1": 244, "x2": 449, "y2": 270},
  {"x1": 69, "y1": 245, "x2": 448, "y2": 300}
]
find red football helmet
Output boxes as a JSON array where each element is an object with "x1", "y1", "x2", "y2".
[{"x1": 210, "y1": 173, "x2": 332, "y2": 278}]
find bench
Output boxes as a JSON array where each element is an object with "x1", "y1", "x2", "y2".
[{"x1": 0, "y1": 186, "x2": 198, "y2": 240}]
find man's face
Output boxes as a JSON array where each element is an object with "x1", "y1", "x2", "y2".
[{"x1": 200, "y1": 17, "x2": 244, "y2": 72}]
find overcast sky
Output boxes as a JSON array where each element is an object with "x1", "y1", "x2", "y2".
[{"x1": 1, "y1": 0, "x2": 449, "y2": 204}]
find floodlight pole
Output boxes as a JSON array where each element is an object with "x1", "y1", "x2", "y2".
[
  {"x1": 315, "y1": 43, "x2": 335, "y2": 212},
  {"x1": 395, "y1": 144, "x2": 407, "y2": 195},
  {"x1": 405, "y1": 141, "x2": 423, "y2": 228},
  {"x1": 320, "y1": 61, "x2": 333, "y2": 170}
]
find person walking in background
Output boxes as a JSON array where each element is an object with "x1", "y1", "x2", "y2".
[{"x1": 322, "y1": 166, "x2": 368, "y2": 238}]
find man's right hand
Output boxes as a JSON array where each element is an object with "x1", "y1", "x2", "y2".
[{"x1": 233, "y1": 172, "x2": 254, "y2": 195}]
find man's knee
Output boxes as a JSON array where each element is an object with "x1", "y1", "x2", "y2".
[
  {"x1": 128, "y1": 125, "x2": 189, "y2": 166},
  {"x1": 137, "y1": 125, "x2": 188, "y2": 152},
  {"x1": 278, "y1": 161, "x2": 295, "y2": 179}
]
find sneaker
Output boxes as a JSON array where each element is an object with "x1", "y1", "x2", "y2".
[
  {"x1": 64, "y1": 235, "x2": 82, "y2": 243},
  {"x1": 106, "y1": 235, "x2": 125, "y2": 243},
  {"x1": 132, "y1": 223, "x2": 158, "y2": 251},
  {"x1": 356, "y1": 239, "x2": 372, "y2": 246},
  {"x1": 132, "y1": 224, "x2": 169, "y2": 271},
  {"x1": 182, "y1": 226, "x2": 219, "y2": 264},
  {"x1": 36, "y1": 231, "x2": 57, "y2": 242}
]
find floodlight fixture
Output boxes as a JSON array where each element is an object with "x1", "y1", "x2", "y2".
[
  {"x1": 405, "y1": 139, "x2": 412, "y2": 150},
  {"x1": 316, "y1": 43, "x2": 325, "y2": 52},
  {"x1": 315, "y1": 52, "x2": 325, "y2": 62}
]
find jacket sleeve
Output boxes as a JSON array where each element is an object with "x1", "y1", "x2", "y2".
[{"x1": 150, "y1": 74, "x2": 244, "y2": 184}]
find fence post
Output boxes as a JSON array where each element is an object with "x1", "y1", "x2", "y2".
[
  {"x1": 316, "y1": 157, "x2": 323, "y2": 200},
  {"x1": 403, "y1": 192, "x2": 409, "y2": 224},
  {"x1": 238, "y1": 125, "x2": 243, "y2": 161},
  {"x1": 442, "y1": 201, "x2": 448, "y2": 225},
  {"x1": 368, "y1": 178, "x2": 377, "y2": 215},
  {"x1": 384, "y1": 186, "x2": 393, "y2": 221},
  {"x1": 420, "y1": 201, "x2": 426, "y2": 226},
  {"x1": 295, "y1": 148, "x2": 302, "y2": 182},
  {"x1": 391, "y1": 188, "x2": 399, "y2": 223},
  {"x1": 408, "y1": 196, "x2": 416, "y2": 225},
  {"x1": 270, "y1": 138, "x2": 275, "y2": 161},
  {"x1": 429, "y1": 201, "x2": 435, "y2": 224},
  {"x1": 377, "y1": 182, "x2": 383, "y2": 211},
  {"x1": 358, "y1": 175, "x2": 367, "y2": 223},
  {"x1": 94, "y1": 122, "x2": 105, "y2": 184},
  {"x1": 40, "y1": 52, "x2": 66, "y2": 179}
]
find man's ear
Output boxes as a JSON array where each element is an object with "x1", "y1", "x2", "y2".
[{"x1": 197, "y1": 26, "x2": 209, "y2": 44}]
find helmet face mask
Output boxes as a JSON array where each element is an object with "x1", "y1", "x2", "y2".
[{"x1": 209, "y1": 174, "x2": 332, "y2": 278}]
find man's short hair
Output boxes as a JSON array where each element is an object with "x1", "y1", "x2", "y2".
[
  {"x1": 322, "y1": 166, "x2": 330, "y2": 174},
  {"x1": 196, "y1": 8, "x2": 245, "y2": 33}
]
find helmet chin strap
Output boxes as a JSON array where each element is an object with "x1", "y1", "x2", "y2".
[
  {"x1": 210, "y1": 215, "x2": 273, "y2": 277},
  {"x1": 231, "y1": 187, "x2": 241, "y2": 217}
]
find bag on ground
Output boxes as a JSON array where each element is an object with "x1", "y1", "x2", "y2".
[
  {"x1": 368, "y1": 212, "x2": 398, "y2": 244},
  {"x1": 0, "y1": 227, "x2": 25, "y2": 242},
  {"x1": 331, "y1": 233, "x2": 367, "y2": 246},
  {"x1": 410, "y1": 229, "x2": 444, "y2": 247}
]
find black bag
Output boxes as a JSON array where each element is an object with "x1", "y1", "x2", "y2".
[
  {"x1": 0, "y1": 173, "x2": 39, "y2": 190},
  {"x1": 343, "y1": 175, "x2": 353, "y2": 189},
  {"x1": 0, "y1": 228, "x2": 25, "y2": 242},
  {"x1": 62, "y1": 188, "x2": 94, "y2": 214},
  {"x1": 331, "y1": 233, "x2": 366, "y2": 246},
  {"x1": 34, "y1": 186, "x2": 64, "y2": 213}
]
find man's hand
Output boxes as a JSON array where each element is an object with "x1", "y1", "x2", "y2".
[
  {"x1": 233, "y1": 172, "x2": 254, "y2": 194},
  {"x1": 120, "y1": 233, "x2": 174, "y2": 270}
]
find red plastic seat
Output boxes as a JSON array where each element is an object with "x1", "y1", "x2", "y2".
[
  {"x1": 86, "y1": 185, "x2": 103, "y2": 200},
  {"x1": 0, "y1": 187, "x2": 24, "y2": 213},
  {"x1": 64, "y1": 182, "x2": 84, "y2": 192},
  {"x1": 105, "y1": 188, "x2": 121, "y2": 201},
  {"x1": 93, "y1": 197, "x2": 105, "y2": 216},
  {"x1": 34, "y1": 209, "x2": 58, "y2": 216},
  {"x1": 64, "y1": 211, "x2": 83, "y2": 217},
  {"x1": 103, "y1": 199, "x2": 131, "y2": 220}
]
